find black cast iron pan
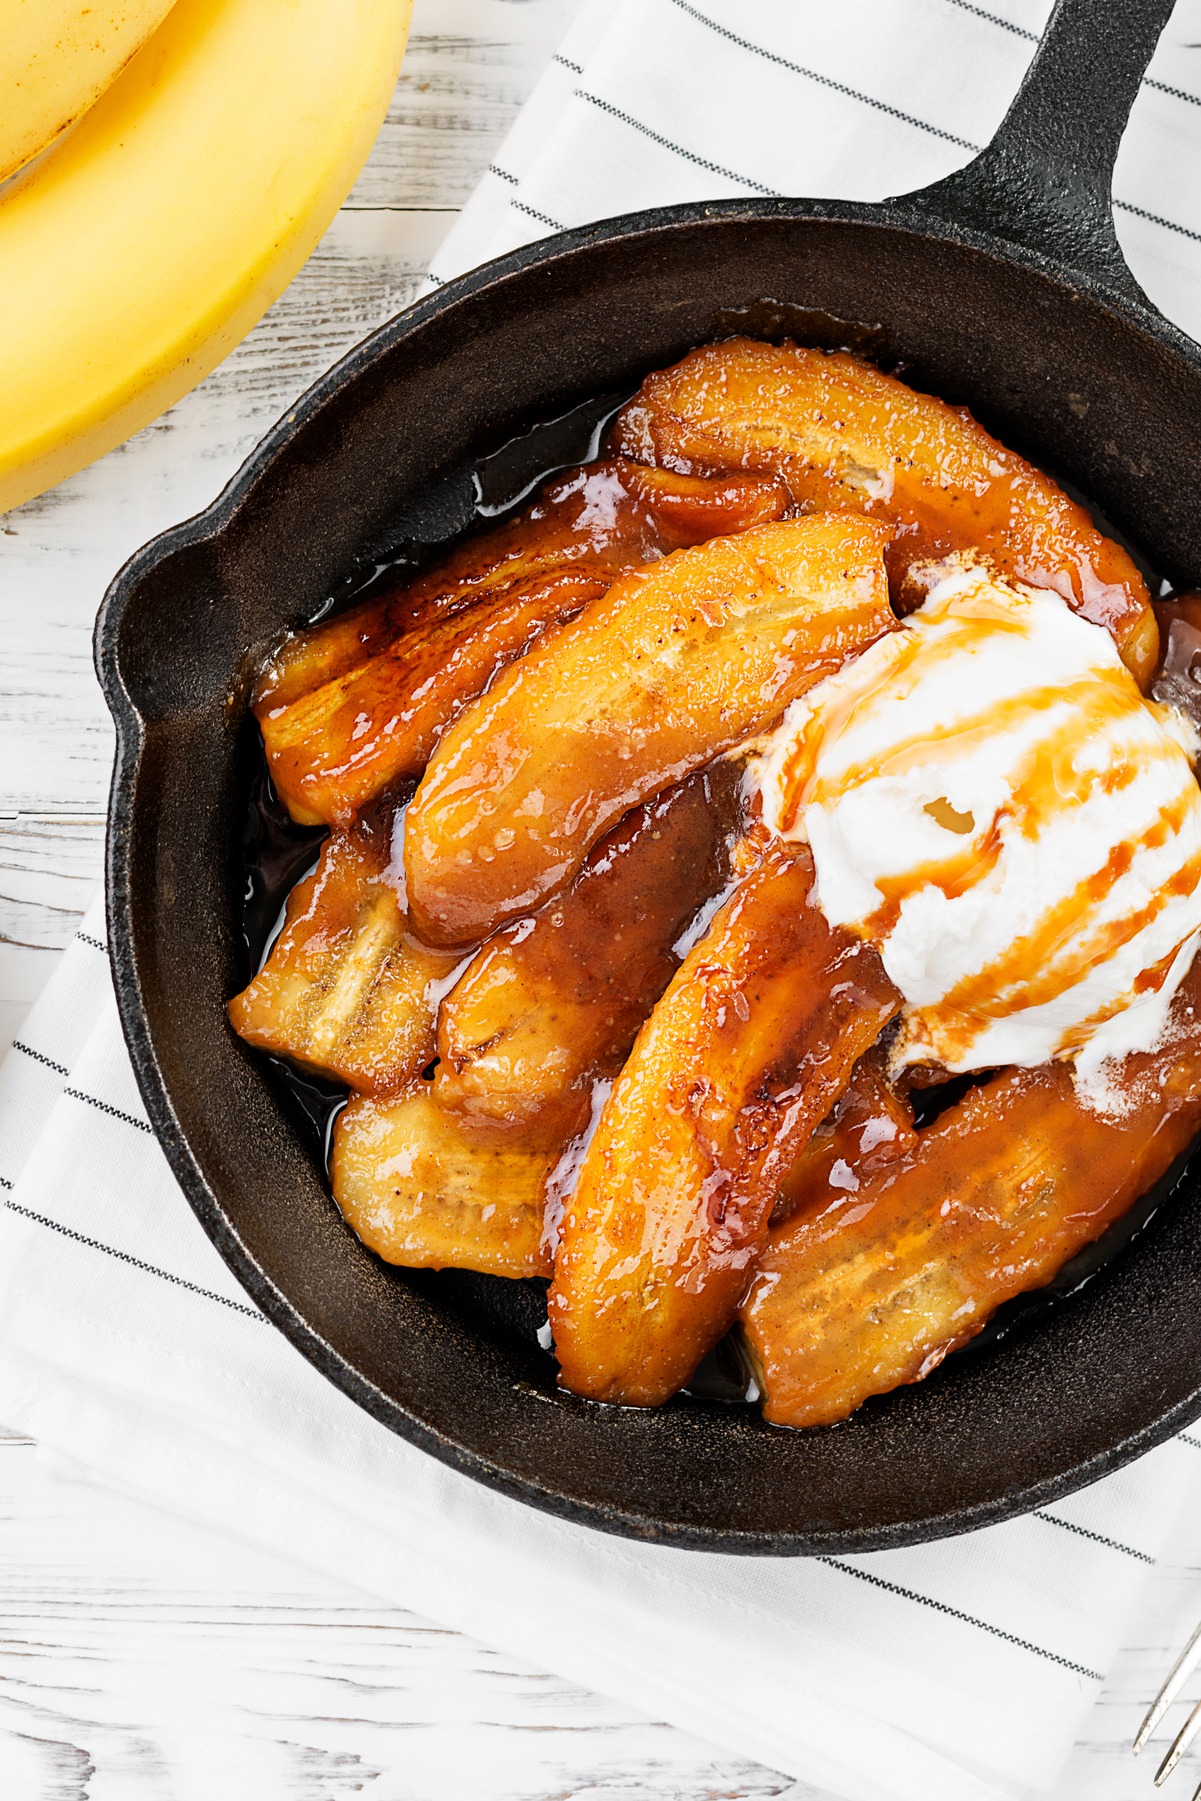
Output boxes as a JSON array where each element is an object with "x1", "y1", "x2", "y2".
[{"x1": 96, "y1": 0, "x2": 1201, "y2": 1553}]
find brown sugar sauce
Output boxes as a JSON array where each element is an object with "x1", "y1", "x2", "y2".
[{"x1": 236, "y1": 345, "x2": 1201, "y2": 1414}]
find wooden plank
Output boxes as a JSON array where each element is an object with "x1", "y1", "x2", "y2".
[
  {"x1": 0, "y1": 818, "x2": 107, "y2": 947},
  {"x1": 349, "y1": 0, "x2": 582, "y2": 210},
  {"x1": 0, "y1": 1438, "x2": 1199, "y2": 1799},
  {"x1": 0, "y1": 816, "x2": 105, "y2": 1054},
  {"x1": 0, "y1": 1445, "x2": 789, "y2": 1801},
  {"x1": 4, "y1": 3, "x2": 1191, "y2": 1796}
]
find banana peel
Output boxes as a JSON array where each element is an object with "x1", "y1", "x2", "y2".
[
  {"x1": 0, "y1": 0, "x2": 413, "y2": 513},
  {"x1": 2, "y1": 0, "x2": 179, "y2": 184}
]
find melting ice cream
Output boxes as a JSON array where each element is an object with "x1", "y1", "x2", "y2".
[{"x1": 757, "y1": 564, "x2": 1201, "y2": 1100}]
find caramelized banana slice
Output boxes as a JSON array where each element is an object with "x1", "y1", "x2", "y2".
[
  {"x1": 548, "y1": 840, "x2": 901, "y2": 1406},
  {"x1": 612, "y1": 338, "x2": 1157, "y2": 684},
  {"x1": 742, "y1": 967, "x2": 1201, "y2": 1429},
  {"x1": 257, "y1": 459, "x2": 791, "y2": 709},
  {"x1": 405, "y1": 514, "x2": 895, "y2": 946},
  {"x1": 331, "y1": 1087, "x2": 559, "y2": 1277},
  {"x1": 228, "y1": 818, "x2": 460, "y2": 1093},
  {"x1": 260, "y1": 570, "x2": 607, "y2": 827},
  {"x1": 435, "y1": 765, "x2": 741, "y2": 1136},
  {"x1": 772, "y1": 1044, "x2": 916, "y2": 1226}
]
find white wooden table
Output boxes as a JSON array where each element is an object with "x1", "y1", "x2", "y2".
[{"x1": 2, "y1": 3, "x2": 1200, "y2": 1794}]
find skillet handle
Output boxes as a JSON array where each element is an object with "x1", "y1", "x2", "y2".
[{"x1": 892, "y1": 0, "x2": 1175, "y2": 304}]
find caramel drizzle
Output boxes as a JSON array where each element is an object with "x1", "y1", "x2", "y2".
[
  {"x1": 940, "y1": 791, "x2": 1201, "y2": 1021},
  {"x1": 771, "y1": 627, "x2": 925, "y2": 833},
  {"x1": 773, "y1": 605, "x2": 1077, "y2": 824},
  {"x1": 772, "y1": 596, "x2": 1201, "y2": 1057},
  {"x1": 859, "y1": 680, "x2": 1160, "y2": 933}
]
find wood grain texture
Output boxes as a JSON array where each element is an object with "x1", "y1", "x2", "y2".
[
  {"x1": 348, "y1": 2, "x2": 580, "y2": 211},
  {"x1": 0, "y1": 1446, "x2": 794, "y2": 1801},
  {"x1": 0, "y1": 816, "x2": 104, "y2": 1054},
  {"x1": 2, "y1": 1, "x2": 1198, "y2": 1795},
  {"x1": 3, "y1": 1431, "x2": 1201, "y2": 1800}
]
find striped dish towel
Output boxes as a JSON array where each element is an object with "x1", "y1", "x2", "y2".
[
  {"x1": 7, "y1": 4, "x2": 1201, "y2": 1798},
  {"x1": 426, "y1": 0, "x2": 1201, "y2": 340}
]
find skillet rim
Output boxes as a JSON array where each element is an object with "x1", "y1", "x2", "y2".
[{"x1": 96, "y1": 192, "x2": 1201, "y2": 1554}]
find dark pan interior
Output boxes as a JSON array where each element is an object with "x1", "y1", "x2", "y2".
[{"x1": 98, "y1": 201, "x2": 1201, "y2": 1553}]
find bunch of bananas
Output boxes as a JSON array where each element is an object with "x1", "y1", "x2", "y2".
[{"x1": 0, "y1": 0, "x2": 413, "y2": 513}]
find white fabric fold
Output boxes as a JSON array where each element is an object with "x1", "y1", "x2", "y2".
[{"x1": 8, "y1": 3, "x2": 1201, "y2": 1796}]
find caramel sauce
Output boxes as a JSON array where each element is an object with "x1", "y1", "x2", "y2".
[
  {"x1": 610, "y1": 337, "x2": 1157, "y2": 682},
  {"x1": 939, "y1": 798, "x2": 1201, "y2": 1025},
  {"x1": 237, "y1": 391, "x2": 646, "y2": 1163},
  {"x1": 233, "y1": 349, "x2": 1201, "y2": 1414},
  {"x1": 549, "y1": 841, "x2": 901, "y2": 1406},
  {"x1": 742, "y1": 957, "x2": 1201, "y2": 1429},
  {"x1": 766, "y1": 581, "x2": 1201, "y2": 1072}
]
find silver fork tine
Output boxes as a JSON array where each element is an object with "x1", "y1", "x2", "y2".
[
  {"x1": 1136, "y1": 1620, "x2": 1201, "y2": 1755},
  {"x1": 1157, "y1": 1693, "x2": 1201, "y2": 1786}
]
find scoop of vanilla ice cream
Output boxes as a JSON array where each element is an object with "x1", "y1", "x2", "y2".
[{"x1": 756, "y1": 564, "x2": 1201, "y2": 1099}]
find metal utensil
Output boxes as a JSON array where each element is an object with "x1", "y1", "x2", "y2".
[{"x1": 1136, "y1": 1618, "x2": 1201, "y2": 1790}]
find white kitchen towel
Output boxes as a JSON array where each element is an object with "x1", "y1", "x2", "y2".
[
  {"x1": 427, "y1": 0, "x2": 1201, "y2": 345},
  {"x1": 7, "y1": 4, "x2": 1201, "y2": 1799},
  {"x1": 7, "y1": 902, "x2": 1201, "y2": 1801}
]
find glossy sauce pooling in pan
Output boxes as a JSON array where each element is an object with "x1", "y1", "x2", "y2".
[{"x1": 231, "y1": 336, "x2": 1201, "y2": 1431}]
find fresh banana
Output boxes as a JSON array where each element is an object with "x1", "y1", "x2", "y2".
[
  {"x1": 2, "y1": 0, "x2": 179, "y2": 184},
  {"x1": 0, "y1": 0, "x2": 413, "y2": 513}
]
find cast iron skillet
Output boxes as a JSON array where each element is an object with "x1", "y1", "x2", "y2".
[{"x1": 96, "y1": 0, "x2": 1201, "y2": 1553}]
